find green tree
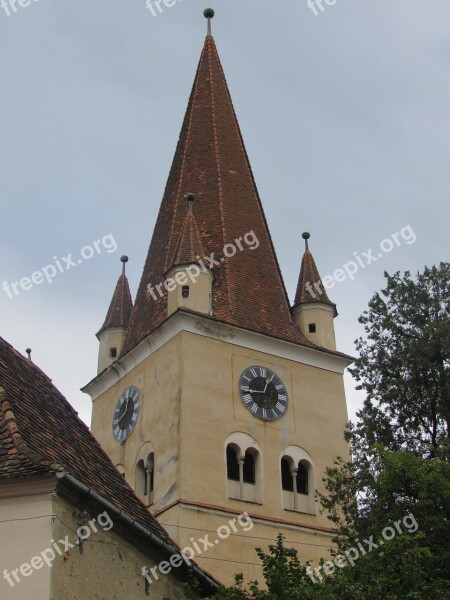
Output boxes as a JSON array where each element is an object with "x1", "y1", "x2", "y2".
[{"x1": 350, "y1": 263, "x2": 449, "y2": 459}]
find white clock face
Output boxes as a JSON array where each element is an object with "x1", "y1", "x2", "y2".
[
  {"x1": 112, "y1": 386, "x2": 140, "y2": 443},
  {"x1": 238, "y1": 365, "x2": 288, "y2": 421}
]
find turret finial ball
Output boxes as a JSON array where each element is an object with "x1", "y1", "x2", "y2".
[
  {"x1": 302, "y1": 232, "x2": 310, "y2": 240},
  {"x1": 204, "y1": 8, "x2": 215, "y2": 19},
  {"x1": 120, "y1": 255, "x2": 129, "y2": 263}
]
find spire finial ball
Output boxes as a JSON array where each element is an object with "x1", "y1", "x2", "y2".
[
  {"x1": 204, "y1": 8, "x2": 215, "y2": 19},
  {"x1": 120, "y1": 256, "x2": 129, "y2": 264},
  {"x1": 302, "y1": 232, "x2": 310, "y2": 240}
]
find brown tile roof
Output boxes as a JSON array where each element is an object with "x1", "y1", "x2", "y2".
[
  {"x1": 122, "y1": 35, "x2": 314, "y2": 355},
  {"x1": 0, "y1": 336, "x2": 170, "y2": 542},
  {"x1": 171, "y1": 208, "x2": 205, "y2": 269},
  {"x1": 294, "y1": 246, "x2": 336, "y2": 312},
  {"x1": 97, "y1": 268, "x2": 133, "y2": 337}
]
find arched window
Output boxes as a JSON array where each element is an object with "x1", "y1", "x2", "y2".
[
  {"x1": 281, "y1": 447, "x2": 315, "y2": 514},
  {"x1": 281, "y1": 458, "x2": 294, "y2": 491},
  {"x1": 136, "y1": 459, "x2": 145, "y2": 498},
  {"x1": 226, "y1": 446, "x2": 240, "y2": 481},
  {"x1": 225, "y1": 434, "x2": 262, "y2": 504},
  {"x1": 297, "y1": 462, "x2": 308, "y2": 495},
  {"x1": 145, "y1": 453, "x2": 155, "y2": 503},
  {"x1": 136, "y1": 453, "x2": 154, "y2": 506},
  {"x1": 243, "y1": 450, "x2": 255, "y2": 484}
]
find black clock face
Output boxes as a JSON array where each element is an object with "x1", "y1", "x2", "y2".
[
  {"x1": 238, "y1": 366, "x2": 288, "y2": 421},
  {"x1": 112, "y1": 386, "x2": 140, "y2": 443}
]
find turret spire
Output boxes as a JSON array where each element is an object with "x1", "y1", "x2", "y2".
[
  {"x1": 292, "y1": 233, "x2": 337, "y2": 350},
  {"x1": 96, "y1": 256, "x2": 134, "y2": 372},
  {"x1": 97, "y1": 256, "x2": 133, "y2": 339},
  {"x1": 171, "y1": 195, "x2": 205, "y2": 268},
  {"x1": 294, "y1": 233, "x2": 335, "y2": 311}
]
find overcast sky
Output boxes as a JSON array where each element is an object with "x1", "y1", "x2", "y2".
[{"x1": 1, "y1": 1, "x2": 448, "y2": 427}]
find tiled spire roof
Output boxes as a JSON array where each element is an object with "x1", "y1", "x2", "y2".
[
  {"x1": 97, "y1": 257, "x2": 133, "y2": 337},
  {"x1": 171, "y1": 200, "x2": 205, "y2": 268},
  {"x1": 0, "y1": 336, "x2": 172, "y2": 542},
  {"x1": 123, "y1": 34, "x2": 312, "y2": 354},
  {"x1": 293, "y1": 234, "x2": 336, "y2": 314}
]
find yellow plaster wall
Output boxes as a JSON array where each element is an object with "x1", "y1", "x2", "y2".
[
  {"x1": 179, "y1": 331, "x2": 348, "y2": 525},
  {"x1": 97, "y1": 329, "x2": 126, "y2": 373},
  {"x1": 91, "y1": 335, "x2": 183, "y2": 513},
  {"x1": 90, "y1": 325, "x2": 349, "y2": 586},
  {"x1": 51, "y1": 493, "x2": 187, "y2": 600},
  {"x1": 0, "y1": 484, "x2": 53, "y2": 600},
  {"x1": 294, "y1": 306, "x2": 337, "y2": 351}
]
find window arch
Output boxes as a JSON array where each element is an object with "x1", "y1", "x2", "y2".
[
  {"x1": 135, "y1": 443, "x2": 155, "y2": 507},
  {"x1": 225, "y1": 433, "x2": 262, "y2": 504},
  {"x1": 243, "y1": 450, "x2": 255, "y2": 484},
  {"x1": 226, "y1": 445, "x2": 240, "y2": 481},
  {"x1": 281, "y1": 446, "x2": 315, "y2": 514},
  {"x1": 297, "y1": 462, "x2": 308, "y2": 495},
  {"x1": 281, "y1": 457, "x2": 294, "y2": 491},
  {"x1": 136, "y1": 453, "x2": 154, "y2": 506}
]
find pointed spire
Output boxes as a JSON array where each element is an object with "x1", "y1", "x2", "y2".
[
  {"x1": 170, "y1": 194, "x2": 205, "y2": 268},
  {"x1": 122, "y1": 21, "x2": 313, "y2": 355},
  {"x1": 97, "y1": 256, "x2": 133, "y2": 338},
  {"x1": 293, "y1": 233, "x2": 337, "y2": 315}
]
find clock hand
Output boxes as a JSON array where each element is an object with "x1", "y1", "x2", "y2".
[{"x1": 118, "y1": 398, "x2": 130, "y2": 423}]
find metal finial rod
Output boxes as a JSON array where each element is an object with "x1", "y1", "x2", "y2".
[
  {"x1": 184, "y1": 193, "x2": 196, "y2": 214},
  {"x1": 204, "y1": 8, "x2": 215, "y2": 36},
  {"x1": 302, "y1": 232, "x2": 310, "y2": 251},
  {"x1": 26, "y1": 348, "x2": 32, "y2": 361},
  {"x1": 120, "y1": 255, "x2": 129, "y2": 275}
]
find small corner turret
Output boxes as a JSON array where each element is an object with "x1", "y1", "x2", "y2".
[
  {"x1": 96, "y1": 256, "x2": 133, "y2": 373},
  {"x1": 292, "y1": 233, "x2": 337, "y2": 351},
  {"x1": 164, "y1": 194, "x2": 213, "y2": 318}
]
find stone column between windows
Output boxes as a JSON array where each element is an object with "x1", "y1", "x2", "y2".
[
  {"x1": 291, "y1": 466, "x2": 298, "y2": 510},
  {"x1": 238, "y1": 456, "x2": 245, "y2": 500}
]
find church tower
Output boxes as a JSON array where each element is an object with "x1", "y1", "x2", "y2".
[{"x1": 83, "y1": 10, "x2": 352, "y2": 585}]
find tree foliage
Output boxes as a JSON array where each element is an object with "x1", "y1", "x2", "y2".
[{"x1": 349, "y1": 263, "x2": 449, "y2": 458}]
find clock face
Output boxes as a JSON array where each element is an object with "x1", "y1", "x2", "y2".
[
  {"x1": 238, "y1": 365, "x2": 288, "y2": 421},
  {"x1": 112, "y1": 385, "x2": 140, "y2": 443}
]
